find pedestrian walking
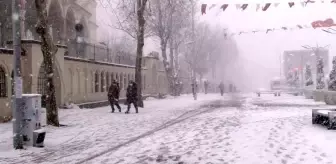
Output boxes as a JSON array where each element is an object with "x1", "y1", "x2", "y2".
[
  {"x1": 191, "y1": 82, "x2": 198, "y2": 100},
  {"x1": 219, "y1": 82, "x2": 225, "y2": 96},
  {"x1": 204, "y1": 80, "x2": 209, "y2": 94},
  {"x1": 108, "y1": 80, "x2": 121, "y2": 113},
  {"x1": 125, "y1": 80, "x2": 138, "y2": 114}
]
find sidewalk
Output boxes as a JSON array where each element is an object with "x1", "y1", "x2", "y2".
[{"x1": 0, "y1": 94, "x2": 222, "y2": 164}]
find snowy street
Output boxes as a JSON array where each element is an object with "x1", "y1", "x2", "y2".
[{"x1": 2, "y1": 93, "x2": 336, "y2": 164}]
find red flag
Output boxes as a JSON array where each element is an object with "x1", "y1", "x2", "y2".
[
  {"x1": 288, "y1": 2, "x2": 295, "y2": 7},
  {"x1": 262, "y1": 3, "x2": 271, "y2": 11},
  {"x1": 201, "y1": 4, "x2": 207, "y2": 15},
  {"x1": 220, "y1": 4, "x2": 229, "y2": 11},
  {"x1": 312, "y1": 18, "x2": 336, "y2": 28}
]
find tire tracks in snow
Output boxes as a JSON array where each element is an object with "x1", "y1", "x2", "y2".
[{"x1": 75, "y1": 99, "x2": 227, "y2": 164}]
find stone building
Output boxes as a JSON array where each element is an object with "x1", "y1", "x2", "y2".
[{"x1": 0, "y1": 1, "x2": 169, "y2": 122}]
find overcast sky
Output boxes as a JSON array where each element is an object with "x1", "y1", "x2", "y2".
[{"x1": 96, "y1": 0, "x2": 336, "y2": 89}]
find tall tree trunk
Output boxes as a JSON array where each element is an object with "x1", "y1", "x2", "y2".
[
  {"x1": 161, "y1": 42, "x2": 174, "y2": 95},
  {"x1": 169, "y1": 38, "x2": 176, "y2": 95},
  {"x1": 35, "y1": 0, "x2": 59, "y2": 126},
  {"x1": 135, "y1": 0, "x2": 147, "y2": 108}
]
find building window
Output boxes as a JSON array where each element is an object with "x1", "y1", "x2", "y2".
[
  {"x1": 106, "y1": 72, "x2": 110, "y2": 88},
  {"x1": 116, "y1": 73, "x2": 119, "y2": 84},
  {"x1": 119, "y1": 73, "x2": 123, "y2": 90},
  {"x1": 144, "y1": 75, "x2": 146, "y2": 90},
  {"x1": 0, "y1": 66, "x2": 7, "y2": 97},
  {"x1": 101, "y1": 72, "x2": 105, "y2": 92},
  {"x1": 111, "y1": 72, "x2": 114, "y2": 82},
  {"x1": 38, "y1": 63, "x2": 48, "y2": 107},
  {"x1": 95, "y1": 71, "x2": 99, "y2": 93},
  {"x1": 128, "y1": 74, "x2": 130, "y2": 82},
  {"x1": 124, "y1": 74, "x2": 127, "y2": 90},
  {"x1": 11, "y1": 70, "x2": 13, "y2": 96}
]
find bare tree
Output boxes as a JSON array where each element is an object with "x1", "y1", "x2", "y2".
[
  {"x1": 168, "y1": 4, "x2": 190, "y2": 95},
  {"x1": 148, "y1": 0, "x2": 190, "y2": 95},
  {"x1": 106, "y1": 0, "x2": 149, "y2": 107},
  {"x1": 34, "y1": 0, "x2": 59, "y2": 126},
  {"x1": 135, "y1": 0, "x2": 148, "y2": 107}
]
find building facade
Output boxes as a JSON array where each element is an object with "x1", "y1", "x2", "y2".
[
  {"x1": 0, "y1": 41, "x2": 168, "y2": 122},
  {"x1": 0, "y1": 1, "x2": 169, "y2": 122}
]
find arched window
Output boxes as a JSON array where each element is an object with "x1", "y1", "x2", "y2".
[
  {"x1": 0, "y1": 66, "x2": 7, "y2": 97},
  {"x1": 101, "y1": 72, "x2": 105, "y2": 92},
  {"x1": 106, "y1": 72, "x2": 110, "y2": 89},
  {"x1": 143, "y1": 75, "x2": 146, "y2": 90},
  {"x1": 76, "y1": 69, "x2": 80, "y2": 94},
  {"x1": 111, "y1": 72, "x2": 114, "y2": 82},
  {"x1": 119, "y1": 73, "x2": 123, "y2": 90},
  {"x1": 124, "y1": 74, "x2": 127, "y2": 90},
  {"x1": 38, "y1": 62, "x2": 48, "y2": 107},
  {"x1": 11, "y1": 70, "x2": 13, "y2": 96},
  {"x1": 95, "y1": 71, "x2": 99, "y2": 92}
]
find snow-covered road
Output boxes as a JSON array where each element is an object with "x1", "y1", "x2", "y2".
[
  {"x1": 90, "y1": 94, "x2": 336, "y2": 164},
  {"x1": 1, "y1": 93, "x2": 336, "y2": 164}
]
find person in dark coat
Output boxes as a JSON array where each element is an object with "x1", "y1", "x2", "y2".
[
  {"x1": 219, "y1": 82, "x2": 225, "y2": 96},
  {"x1": 108, "y1": 80, "x2": 121, "y2": 113},
  {"x1": 204, "y1": 80, "x2": 209, "y2": 94},
  {"x1": 125, "y1": 80, "x2": 138, "y2": 114}
]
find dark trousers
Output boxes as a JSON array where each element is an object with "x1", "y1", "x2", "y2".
[
  {"x1": 220, "y1": 90, "x2": 224, "y2": 96},
  {"x1": 109, "y1": 99, "x2": 121, "y2": 112},
  {"x1": 126, "y1": 101, "x2": 138, "y2": 113}
]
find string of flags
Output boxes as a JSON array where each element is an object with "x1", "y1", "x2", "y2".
[
  {"x1": 223, "y1": 18, "x2": 336, "y2": 38},
  {"x1": 201, "y1": 0, "x2": 336, "y2": 14}
]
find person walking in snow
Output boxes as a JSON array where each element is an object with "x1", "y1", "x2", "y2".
[
  {"x1": 204, "y1": 80, "x2": 209, "y2": 94},
  {"x1": 125, "y1": 80, "x2": 138, "y2": 114},
  {"x1": 219, "y1": 82, "x2": 225, "y2": 96},
  {"x1": 108, "y1": 80, "x2": 121, "y2": 113}
]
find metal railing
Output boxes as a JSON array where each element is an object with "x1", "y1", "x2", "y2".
[{"x1": 66, "y1": 41, "x2": 136, "y2": 66}]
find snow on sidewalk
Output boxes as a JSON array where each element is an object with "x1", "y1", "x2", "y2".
[
  {"x1": 0, "y1": 93, "x2": 222, "y2": 164},
  {"x1": 90, "y1": 96, "x2": 336, "y2": 164}
]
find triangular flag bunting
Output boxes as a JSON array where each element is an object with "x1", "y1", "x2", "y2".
[
  {"x1": 300, "y1": 2, "x2": 306, "y2": 7},
  {"x1": 297, "y1": 25, "x2": 303, "y2": 29},
  {"x1": 201, "y1": 4, "x2": 207, "y2": 15},
  {"x1": 236, "y1": 4, "x2": 241, "y2": 10},
  {"x1": 274, "y1": 3, "x2": 280, "y2": 7},
  {"x1": 209, "y1": 4, "x2": 216, "y2": 10},
  {"x1": 256, "y1": 4, "x2": 261, "y2": 11},
  {"x1": 220, "y1": 4, "x2": 229, "y2": 11},
  {"x1": 282, "y1": 27, "x2": 288, "y2": 30},
  {"x1": 241, "y1": 4, "x2": 248, "y2": 10},
  {"x1": 262, "y1": 3, "x2": 271, "y2": 11},
  {"x1": 266, "y1": 29, "x2": 272, "y2": 33},
  {"x1": 288, "y1": 2, "x2": 295, "y2": 7}
]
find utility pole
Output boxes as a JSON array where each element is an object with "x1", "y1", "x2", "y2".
[{"x1": 12, "y1": 0, "x2": 24, "y2": 149}]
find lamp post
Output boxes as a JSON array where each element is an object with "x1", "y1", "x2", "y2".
[{"x1": 12, "y1": 0, "x2": 23, "y2": 149}]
